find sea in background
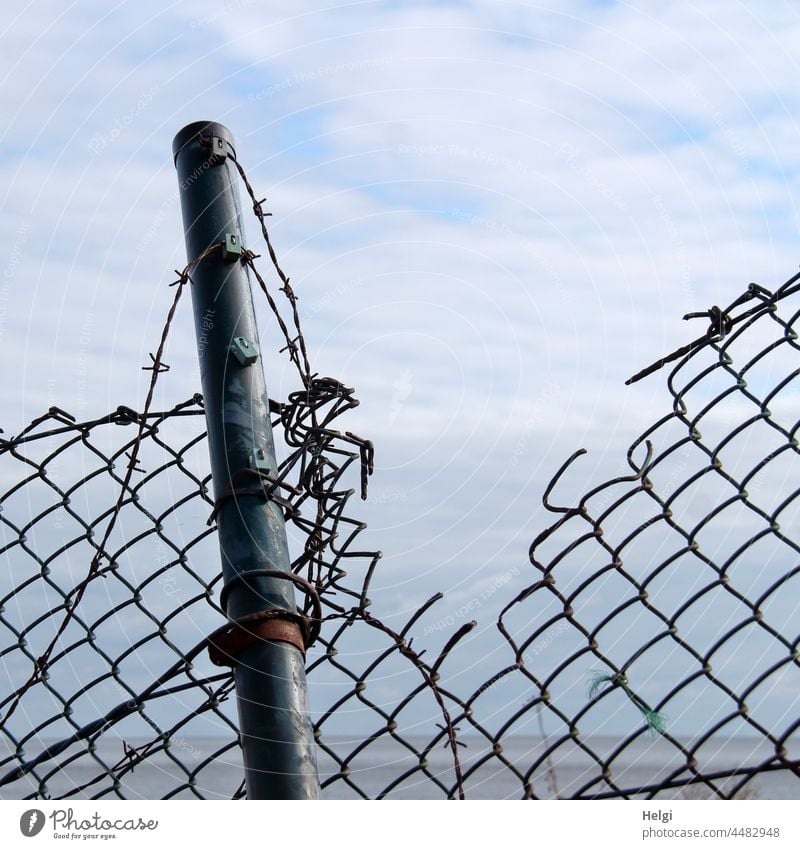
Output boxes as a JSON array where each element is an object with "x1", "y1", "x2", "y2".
[{"x1": 1, "y1": 735, "x2": 797, "y2": 800}]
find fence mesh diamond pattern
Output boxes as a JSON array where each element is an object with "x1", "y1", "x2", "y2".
[{"x1": 1, "y1": 148, "x2": 799, "y2": 799}]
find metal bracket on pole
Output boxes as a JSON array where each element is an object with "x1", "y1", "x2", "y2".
[
  {"x1": 229, "y1": 335, "x2": 259, "y2": 366},
  {"x1": 250, "y1": 446, "x2": 273, "y2": 475},
  {"x1": 210, "y1": 135, "x2": 229, "y2": 163},
  {"x1": 172, "y1": 120, "x2": 319, "y2": 800},
  {"x1": 222, "y1": 233, "x2": 242, "y2": 261}
]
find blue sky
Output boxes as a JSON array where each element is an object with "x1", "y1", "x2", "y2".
[{"x1": 2, "y1": 0, "x2": 800, "y2": 756}]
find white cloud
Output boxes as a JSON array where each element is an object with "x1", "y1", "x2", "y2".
[{"x1": 1, "y1": 0, "x2": 799, "y2": 760}]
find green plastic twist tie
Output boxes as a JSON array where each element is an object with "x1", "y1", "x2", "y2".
[{"x1": 588, "y1": 670, "x2": 667, "y2": 736}]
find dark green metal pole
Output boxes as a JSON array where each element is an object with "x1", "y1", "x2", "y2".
[{"x1": 172, "y1": 121, "x2": 319, "y2": 799}]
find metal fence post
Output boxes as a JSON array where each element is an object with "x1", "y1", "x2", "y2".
[{"x1": 172, "y1": 121, "x2": 319, "y2": 799}]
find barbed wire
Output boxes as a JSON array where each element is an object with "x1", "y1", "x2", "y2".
[
  {"x1": 1, "y1": 244, "x2": 223, "y2": 730},
  {"x1": 1, "y1": 142, "x2": 472, "y2": 799},
  {"x1": 1, "y1": 145, "x2": 798, "y2": 799}
]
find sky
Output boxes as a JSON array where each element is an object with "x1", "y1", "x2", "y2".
[{"x1": 2, "y1": 0, "x2": 800, "y2": 764}]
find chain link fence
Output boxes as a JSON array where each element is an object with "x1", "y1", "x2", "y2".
[{"x1": 1, "y1": 147, "x2": 799, "y2": 798}]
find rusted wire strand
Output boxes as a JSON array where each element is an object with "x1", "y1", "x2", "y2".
[
  {"x1": 2, "y1": 156, "x2": 799, "y2": 800},
  {"x1": 1, "y1": 243, "x2": 222, "y2": 728}
]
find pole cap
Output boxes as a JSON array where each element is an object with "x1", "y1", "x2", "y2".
[{"x1": 172, "y1": 121, "x2": 236, "y2": 166}]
